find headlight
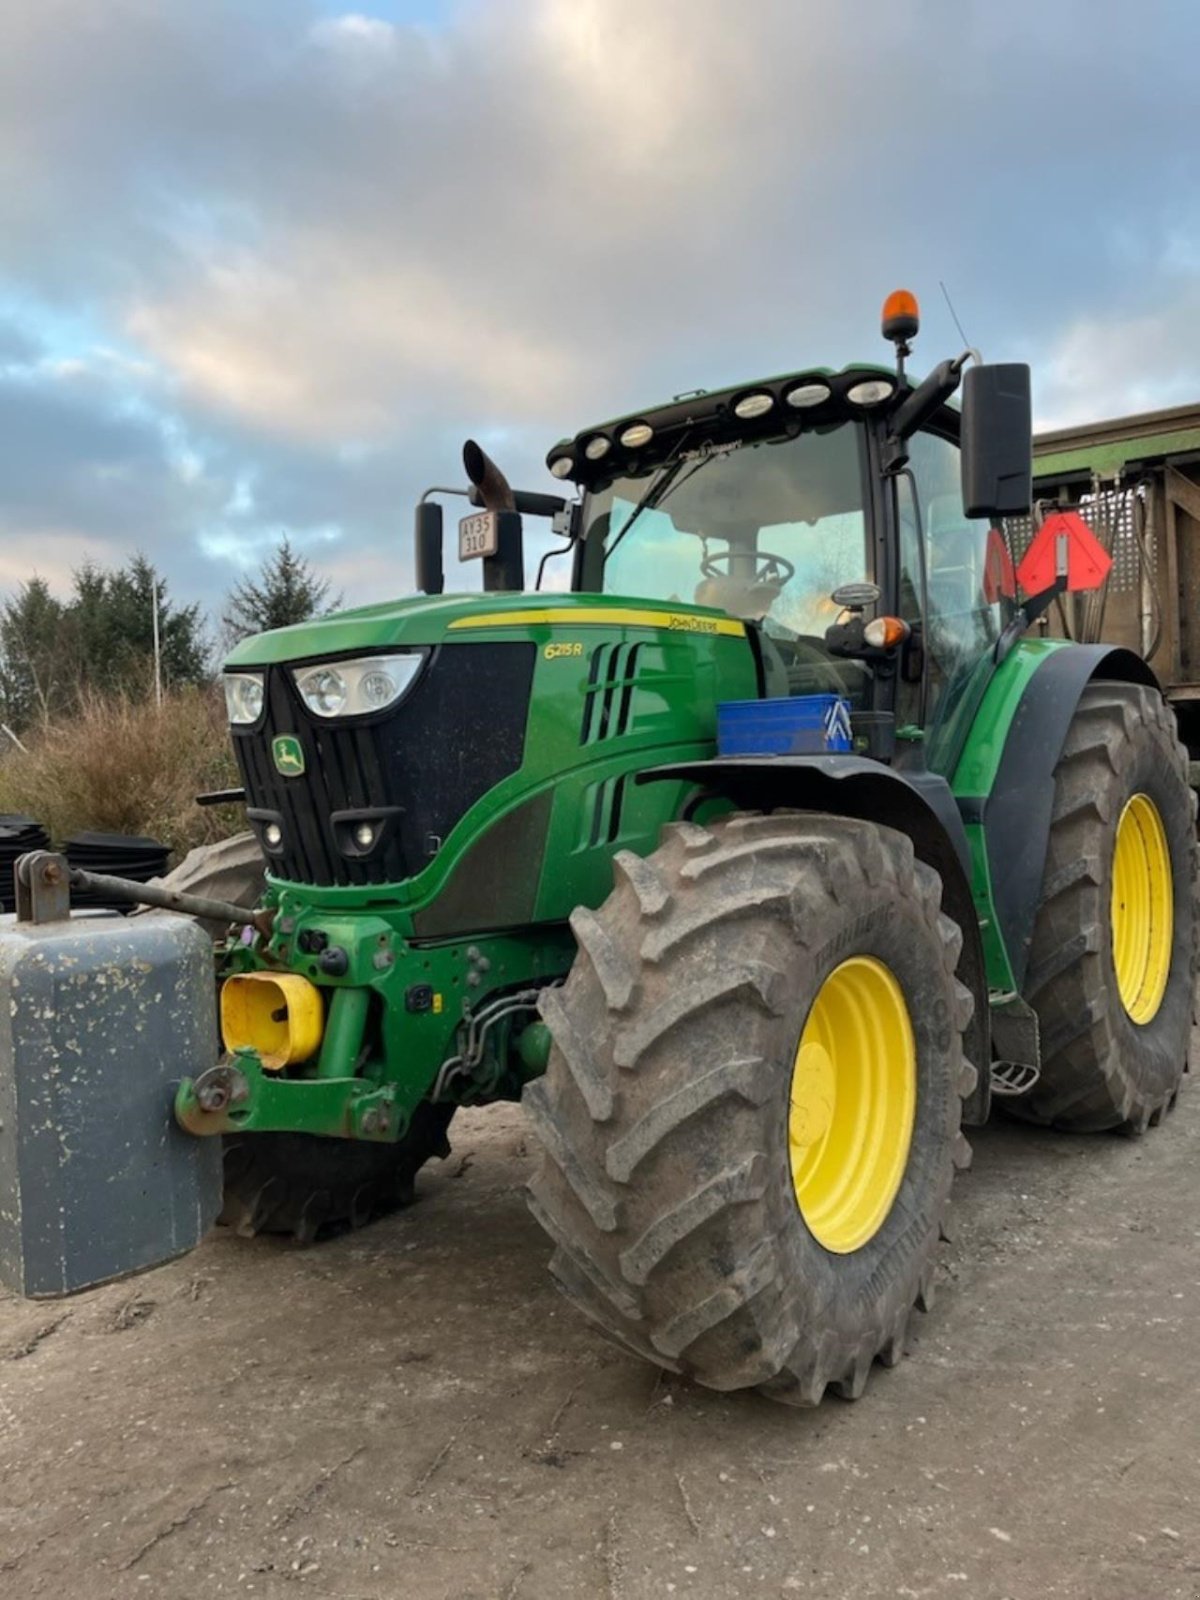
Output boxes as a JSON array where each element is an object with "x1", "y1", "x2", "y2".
[
  {"x1": 224, "y1": 672, "x2": 265, "y2": 725},
  {"x1": 299, "y1": 666, "x2": 348, "y2": 716},
  {"x1": 292, "y1": 653, "x2": 424, "y2": 719}
]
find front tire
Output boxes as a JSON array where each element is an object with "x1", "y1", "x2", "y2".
[
  {"x1": 524, "y1": 812, "x2": 975, "y2": 1405},
  {"x1": 1017, "y1": 682, "x2": 1198, "y2": 1132}
]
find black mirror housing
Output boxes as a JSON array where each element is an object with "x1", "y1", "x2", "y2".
[
  {"x1": 961, "y1": 363, "x2": 1032, "y2": 519},
  {"x1": 414, "y1": 502, "x2": 445, "y2": 595}
]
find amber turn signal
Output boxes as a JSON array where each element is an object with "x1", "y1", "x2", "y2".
[
  {"x1": 863, "y1": 615, "x2": 910, "y2": 650},
  {"x1": 881, "y1": 289, "x2": 919, "y2": 346}
]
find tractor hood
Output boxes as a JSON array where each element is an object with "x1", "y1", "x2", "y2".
[{"x1": 224, "y1": 590, "x2": 741, "y2": 668}]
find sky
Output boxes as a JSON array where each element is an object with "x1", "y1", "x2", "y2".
[{"x1": 1, "y1": 0, "x2": 1198, "y2": 625}]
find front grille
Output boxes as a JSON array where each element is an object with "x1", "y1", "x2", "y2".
[{"x1": 234, "y1": 642, "x2": 536, "y2": 887}]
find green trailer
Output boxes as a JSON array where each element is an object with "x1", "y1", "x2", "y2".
[
  {"x1": 1026, "y1": 400, "x2": 1200, "y2": 785},
  {"x1": 8, "y1": 292, "x2": 1195, "y2": 1407}
]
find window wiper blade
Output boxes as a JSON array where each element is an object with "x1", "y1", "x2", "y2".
[
  {"x1": 602, "y1": 443, "x2": 718, "y2": 569},
  {"x1": 602, "y1": 456, "x2": 688, "y2": 570}
]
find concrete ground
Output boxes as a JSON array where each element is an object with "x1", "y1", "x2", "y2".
[{"x1": 1, "y1": 1056, "x2": 1198, "y2": 1600}]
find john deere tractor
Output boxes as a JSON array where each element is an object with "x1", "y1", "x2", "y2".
[{"x1": 7, "y1": 292, "x2": 1194, "y2": 1407}]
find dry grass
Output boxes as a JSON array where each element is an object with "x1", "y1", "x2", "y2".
[{"x1": 0, "y1": 686, "x2": 243, "y2": 860}]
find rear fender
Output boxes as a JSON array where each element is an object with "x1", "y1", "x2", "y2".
[
  {"x1": 638, "y1": 754, "x2": 992, "y2": 1123},
  {"x1": 953, "y1": 643, "x2": 1157, "y2": 996}
]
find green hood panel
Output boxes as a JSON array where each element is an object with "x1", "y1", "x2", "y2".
[{"x1": 223, "y1": 591, "x2": 744, "y2": 667}]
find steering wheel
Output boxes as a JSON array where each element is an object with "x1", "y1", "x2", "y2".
[{"x1": 700, "y1": 546, "x2": 795, "y2": 586}]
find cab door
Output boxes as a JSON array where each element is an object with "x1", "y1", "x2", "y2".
[{"x1": 892, "y1": 427, "x2": 1011, "y2": 773}]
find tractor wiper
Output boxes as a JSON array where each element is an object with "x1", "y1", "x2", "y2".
[{"x1": 602, "y1": 436, "x2": 716, "y2": 570}]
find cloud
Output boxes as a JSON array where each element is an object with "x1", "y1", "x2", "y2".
[
  {"x1": 1036, "y1": 281, "x2": 1200, "y2": 429},
  {"x1": 126, "y1": 240, "x2": 581, "y2": 441},
  {"x1": 0, "y1": 529, "x2": 126, "y2": 596},
  {"x1": 0, "y1": 0, "x2": 1197, "y2": 620}
]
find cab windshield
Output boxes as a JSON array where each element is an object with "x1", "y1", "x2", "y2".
[
  {"x1": 583, "y1": 417, "x2": 1007, "y2": 759},
  {"x1": 588, "y1": 426, "x2": 868, "y2": 643}
]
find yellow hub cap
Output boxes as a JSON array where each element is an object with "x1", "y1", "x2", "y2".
[
  {"x1": 789, "y1": 956, "x2": 917, "y2": 1254},
  {"x1": 1111, "y1": 793, "x2": 1173, "y2": 1024}
]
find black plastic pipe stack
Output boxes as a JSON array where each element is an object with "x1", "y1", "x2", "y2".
[{"x1": 64, "y1": 832, "x2": 170, "y2": 911}]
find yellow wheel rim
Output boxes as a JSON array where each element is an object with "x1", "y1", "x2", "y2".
[
  {"x1": 1111, "y1": 793, "x2": 1173, "y2": 1025},
  {"x1": 789, "y1": 956, "x2": 917, "y2": 1255}
]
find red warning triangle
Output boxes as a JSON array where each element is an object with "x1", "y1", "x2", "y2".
[
  {"x1": 1016, "y1": 510, "x2": 1112, "y2": 595},
  {"x1": 983, "y1": 527, "x2": 1017, "y2": 603}
]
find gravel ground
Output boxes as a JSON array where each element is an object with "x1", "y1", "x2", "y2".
[{"x1": 1, "y1": 1046, "x2": 1198, "y2": 1600}]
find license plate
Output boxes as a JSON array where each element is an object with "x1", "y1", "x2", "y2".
[{"x1": 459, "y1": 511, "x2": 499, "y2": 561}]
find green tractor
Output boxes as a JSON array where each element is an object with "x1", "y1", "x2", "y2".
[{"x1": 159, "y1": 293, "x2": 1194, "y2": 1401}]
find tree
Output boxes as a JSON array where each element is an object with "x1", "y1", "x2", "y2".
[
  {"x1": 71, "y1": 555, "x2": 208, "y2": 697},
  {"x1": 221, "y1": 536, "x2": 340, "y2": 645},
  {"x1": 0, "y1": 577, "x2": 68, "y2": 729},
  {"x1": 0, "y1": 557, "x2": 210, "y2": 732}
]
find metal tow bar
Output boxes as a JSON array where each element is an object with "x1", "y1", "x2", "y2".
[{"x1": 14, "y1": 850, "x2": 274, "y2": 937}]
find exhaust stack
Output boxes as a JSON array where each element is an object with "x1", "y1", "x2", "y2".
[{"x1": 463, "y1": 440, "x2": 525, "y2": 591}]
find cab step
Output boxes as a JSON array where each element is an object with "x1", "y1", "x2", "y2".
[{"x1": 990, "y1": 1060, "x2": 1041, "y2": 1097}]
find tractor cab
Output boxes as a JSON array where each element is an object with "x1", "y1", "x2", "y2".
[{"x1": 554, "y1": 303, "x2": 1033, "y2": 773}]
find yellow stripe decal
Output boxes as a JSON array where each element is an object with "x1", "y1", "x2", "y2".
[{"x1": 447, "y1": 607, "x2": 745, "y2": 637}]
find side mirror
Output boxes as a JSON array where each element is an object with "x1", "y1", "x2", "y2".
[
  {"x1": 414, "y1": 502, "x2": 445, "y2": 595},
  {"x1": 961, "y1": 363, "x2": 1032, "y2": 519}
]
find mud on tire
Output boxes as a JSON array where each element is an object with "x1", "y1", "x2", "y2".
[
  {"x1": 524, "y1": 811, "x2": 976, "y2": 1406},
  {"x1": 1015, "y1": 682, "x2": 1198, "y2": 1133}
]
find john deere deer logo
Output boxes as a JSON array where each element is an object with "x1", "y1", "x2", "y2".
[{"x1": 272, "y1": 734, "x2": 305, "y2": 777}]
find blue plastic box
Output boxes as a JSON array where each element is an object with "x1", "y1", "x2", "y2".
[{"x1": 717, "y1": 693, "x2": 853, "y2": 757}]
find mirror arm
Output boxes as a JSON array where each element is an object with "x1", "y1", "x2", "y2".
[
  {"x1": 994, "y1": 576, "x2": 1068, "y2": 665},
  {"x1": 889, "y1": 358, "x2": 964, "y2": 444},
  {"x1": 469, "y1": 486, "x2": 569, "y2": 519},
  {"x1": 881, "y1": 351, "x2": 978, "y2": 475}
]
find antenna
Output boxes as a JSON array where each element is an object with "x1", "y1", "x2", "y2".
[{"x1": 939, "y1": 280, "x2": 972, "y2": 351}]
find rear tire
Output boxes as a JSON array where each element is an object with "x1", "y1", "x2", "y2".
[
  {"x1": 155, "y1": 834, "x2": 455, "y2": 1238},
  {"x1": 1016, "y1": 682, "x2": 1197, "y2": 1133},
  {"x1": 525, "y1": 812, "x2": 975, "y2": 1405}
]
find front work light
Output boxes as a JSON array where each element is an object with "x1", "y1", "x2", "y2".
[
  {"x1": 224, "y1": 671, "x2": 265, "y2": 725},
  {"x1": 846, "y1": 378, "x2": 896, "y2": 408},
  {"x1": 292, "y1": 653, "x2": 424, "y2": 719},
  {"x1": 584, "y1": 435, "x2": 612, "y2": 461},
  {"x1": 619, "y1": 422, "x2": 654, "y2": 449},
  {"x1": 733, "y1": 391, "x2": 774, "y2": 420},
  {"x1": 785, "y1": 382, "x2": 832, "y2": 409}
]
